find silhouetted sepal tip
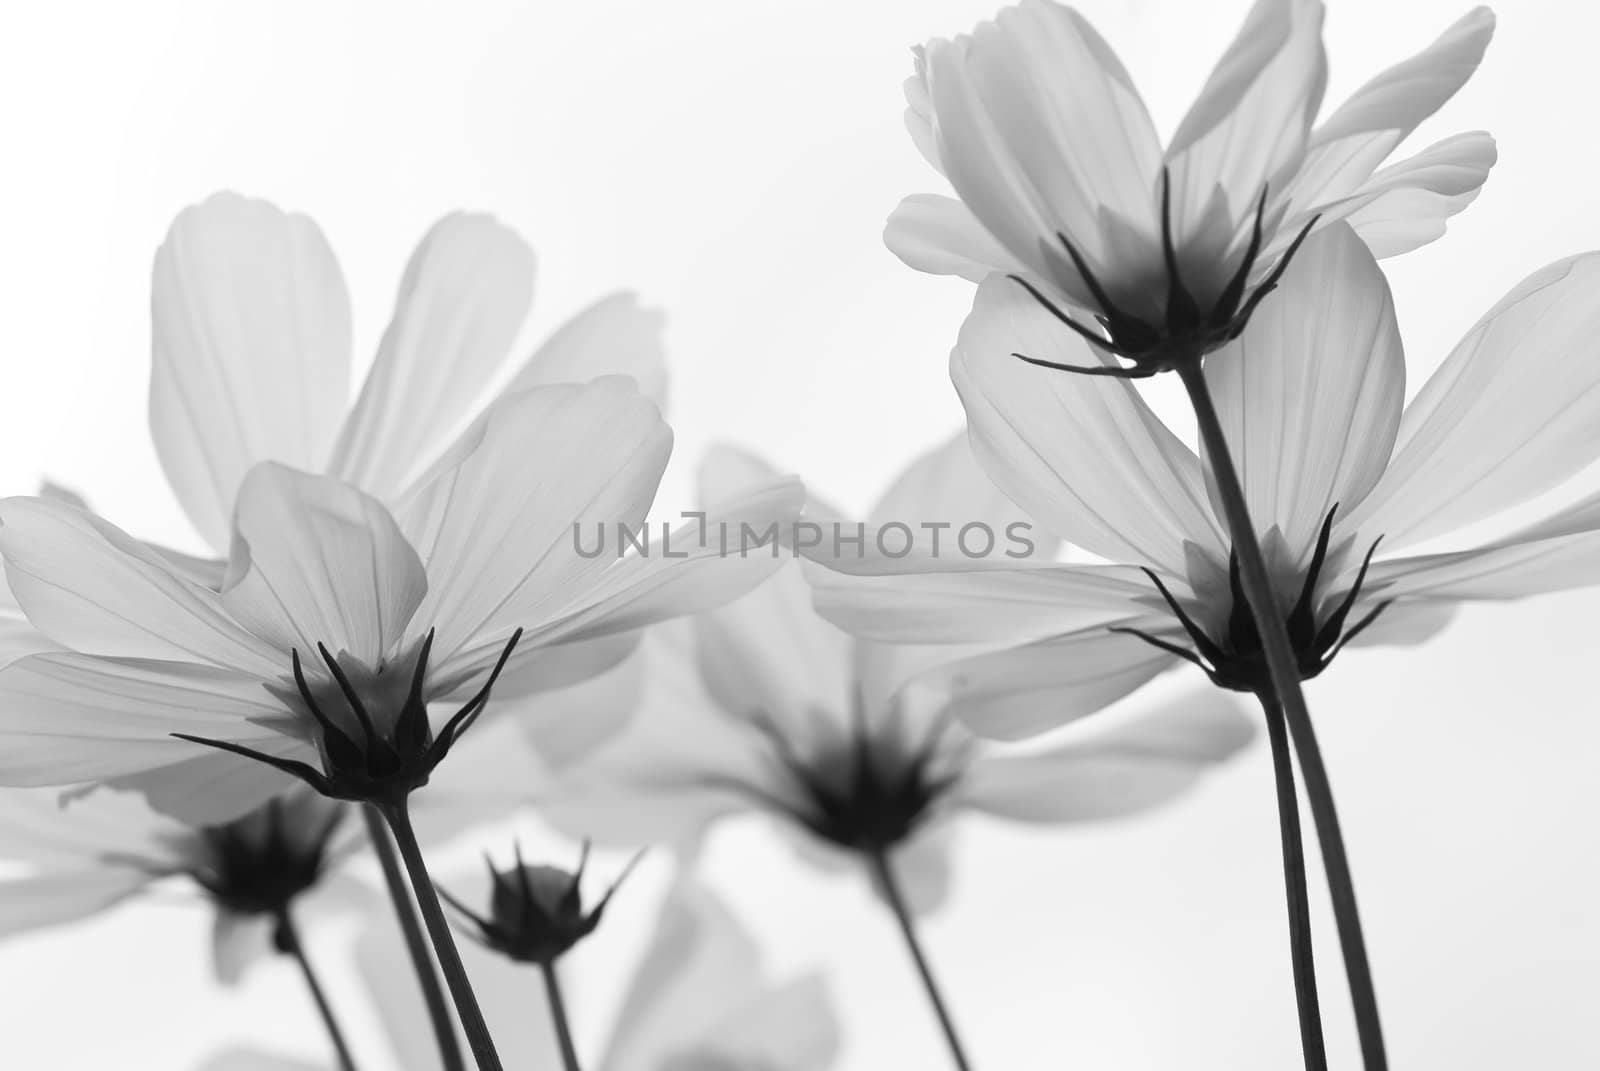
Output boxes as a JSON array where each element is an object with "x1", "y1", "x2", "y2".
[
  {"x1": 171, "y1": 627, "x2": 524, "y2": 806},
  {"x1": 440, "y1": 842, "x2": 644, "y2": 966}
]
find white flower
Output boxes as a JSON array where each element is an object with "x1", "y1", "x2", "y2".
[
  {"x1": 536, "y1": 440, "x2": 1254, "y2": 909},
  {"x1": 809, "y1": 223, "x2": 1600, "y2": 739},
  {"x1": 0, "y1": 379, "x2": 802, "y2": 814},
  {"x1": 0, "y1": 786, "x2": 357, "y2": 984},
  {"x1": 889, "y1": 0, "x2": 1495, "y2": 366},
  {"x1": 196, "y1": 878, "x2": 841, "y2": 1071}
]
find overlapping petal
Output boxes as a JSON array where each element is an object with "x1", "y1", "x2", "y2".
[{"x1": 151, "y1": 193, "x2": 353, "y2": 552}]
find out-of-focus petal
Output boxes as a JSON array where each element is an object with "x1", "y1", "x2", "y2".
[
  {"x1": 660, "y1": 974, "x2": 841, "y2": 1071},
  {"x1": 1204, "y1": 225, "x2": 1404, "y2": 555},
  {"x1": 884, "y1": 194, "x2": 1028, "y2": 282},
  {"x1": 1348, "y1": 252, "x2": 1600, "y2": 549},
  {"x1": 0, "y1": 868, "x2": 152, "y2": 942},
  {"x1": 219, "y1": 464, "x2": 426, "y2": 667},
  {"x1": 0, "y1": 653, "x2": 299, "y2": 786},
  {"x1": 151, "y1": 192, "x2": 352, "y2": 552},
  {"x1": 938, "y1": 622, "x2": 1181, "y2": 741},
  {"x1": 193, "y1": 1049, "x2": 325, "y2": 1071},
  {"x1": 507, "y1": 291, "x2": 668, "y2": 406},
  {"x1": 958, "y1": 690, "x2": 1254, "y2": 822},
  {"x1": 99, "y1": 740, "x2": 310, "y2": 826},
  {"x1": 329, "y1": 213, "x2": 534, "y2": 502},
  {"x1": 0, "y1": 497, "x2": 279, "y2": 674},
  {"x1": 211, "y1": 909, "x2": 275, "y2": 986},
  {"x1": 952, "y1": 275, "x2": 1225, "y2": 573}
]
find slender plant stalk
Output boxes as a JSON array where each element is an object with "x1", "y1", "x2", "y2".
[
  {"x1": 868, "y1": 850, "x2": 975, "y2": 1071},
  {"x1": 1257, "y1": 692, "x2": 1327, "y2": 1069},
  {"x1": 379, "y1": 798, "x2": 505, "y2": 1071},
  {"x1": 1178, "y1": 361, "x2": 1386, "y2": 1070},
  {"x1": 540, "y1": 961, "x2": 584, "y2": 1071},
  {"x1": 362, "y1": 805, "x2": 466, "y2": 1071},
  {"x1": 274, "y1": 905, "x2": 359, "y2": 1071}
]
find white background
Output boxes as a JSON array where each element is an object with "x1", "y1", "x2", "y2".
[{"x1": 1, "y1": 0, "x2": 1597, "y2": 1067}]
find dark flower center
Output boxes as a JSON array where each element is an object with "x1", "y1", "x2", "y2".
[{"x1": 186, "y1": 796, "x2": 344, "y2": 918}]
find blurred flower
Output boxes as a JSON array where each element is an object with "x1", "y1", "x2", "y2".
[
  {"x1": 440, "y1": 842, "x2": 642, "y2": 967},
  {"x1": 0, "y1": 786, "x2": 354, "y2": 983},
  {"x1": 0, "y1": 380, "x2": 802, "y2": 814},
  {"x1": 809, "y1": 224, "x2": 1600, "y2": 739},
  {"x1": 196, "y1": 877, "x2": 841, "y2": 1071},
  {"x1": 888, "y1": 0, "x2": 1495, "y2": 369},
  {"x1": 537, "y1": 440, "x2": 1254, "y2": 909}
]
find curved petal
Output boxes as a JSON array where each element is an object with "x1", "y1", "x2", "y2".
[
  {"x1": 507, "y1": 291, "x2": 668, "y2": 406},
  {"x1": 211, "y1": 909, "x2": 275, "y2": 986},
  {"x1": 1166, "y1": 0, "x2": 1326, "y2": 241},
  {"x1": 0, "y1": 786, "x2": 183, "y2": 866},
  {"x1": 806, "y1": 557, "x2": 1154, "y2": 644},
  {"x1": 1348, "y1": 252, "x2": 1600, "y2": 548},
  {"x1": 884, "y1": 194, "x2": 1028, "y2": 283},
  {"x1": 0, "y1": 653, "x2": 296, "y2": 787},
  {"x1": 1370, "y1": 532, "x2": 1600, "y2": 603},
  {"x1": 99, "y1": 740, "x2": 310, "y2": 826},
  {"x1": 958, "y1": 689, "x2": 1254, "y2": 822},
  {"x1": 1282, "y1": 8, "x2": 1494, "y2": 219},
  {"x1": 330, "y1": 213, "x2": 535, "y2": 501},
  {"x1": 1336, "y1": 132, "x2": 1496, "y2": 258},
  {"x1": 0, "y1": 496, "x2": 278, "y2": 674},
  {"x1": 1203, "y1": 224, "x2": 1404, "y2": 556},
  {"x1": 0, "y1": 868, "x2": 151, "y2": 943},
  {"x1": 939, "y1": 622, "x2": 1180, "y2": 741},
  {"x1": 952, "y1": 275, "x2": 1225, "y2": 572},
  {"x1": 219, "y1": 464, "x2": 426, "y2": 667},
  {"x1": 397, "y1": 377, "x2": 672, "y2": 666},
  {"x1": 919, "y1": 0, "x2": 1162, "y2": 290},
  {"x1": 151, "y1": 192, "x2": 353, "y2": 552},
  {"x1": 1338, "y1": 598, "x2": 1458, "y2": 649}
]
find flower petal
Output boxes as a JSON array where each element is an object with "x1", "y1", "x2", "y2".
[
  {"x1": 211, "y1": 909, "x2": 275, "y2": 986},
  {"x1": 1336, "y1": 131, "x2": 1497, "y2": 258},
  {"x1": 0, "y1": 496, "x2": 278, "y2": 673},
  {"x1": 219, "y1": 464, "x2": 426, "y2": 667},
  {"x1": 194, "y1": 1050, "x2": 325, "y2": 1071},
  {"x1": 330, "y1": 213, "x2": 535, "y2": 502},
  {"x1": 0, "y1": 868, "x2": 151, "y2": 943},
  {"x1": 1166, "y1": 0, "x2": 1326, "y2": 241},
  {"x1": 98, "y1": 742, "x2": 309, "y2": 826},
  {"x1": 1203, "y1": 224, "x2": 1404, "y2": 556},
  {"x1": 1338, "y1": 599, "x2": 1457, "y2": 649},
  {"x1": 1347, "y1": 252, "x2": 1600, "y2": 549},
  {"x1": 0, "y1": 653, "x2": 296, "y2": 787},
  {"x1": 1281, "y1": 8, "x2": 1494, "y2": 221},
  {"x1": 0, "y1": 786, "x2": 182, "y2": 865},
  {"x1": 505, "y1": 291, "x2": 668, "y2": 406},
  {"x1": 671, "y1": 974, "x2": 841, "y2": 1071},
  {"x1": 884, "y1": 194, "x2": 1029, "y2": 283},
  {"x1": 397, "y1": 378, "x2": 672, "y2": 667},
  {"x1": 958, "y1": 689, "x2": 1254, "y2": 822},
  {"x1": 919, "y1": 0, "x2": 1162, "y2": 289},
  {"x1": 951, "y1": 275, "x2": 1225, "y2": 572},
  {"x1": 151, "y1": 192, "x2": 352, "y2": 552},
  {"x1": 939, "y1": 622, "x2": 1181, "y2": 741}
]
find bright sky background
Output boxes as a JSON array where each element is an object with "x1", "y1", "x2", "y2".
[{"x1": 1, "y1": 0, "x2": 1597, "y2": 1067}]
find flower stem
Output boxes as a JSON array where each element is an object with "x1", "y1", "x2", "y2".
[
  {"x1": 1256, "y1": 691, "x2": 1327, "y2": 1069},
  {"x1": 868, "y1": 849, "x2": 974, "y2": 1071},
  {"x1": 379, "y1": 798, "x2": 504, "y2": 1071},
  {"x1": 1178, "y1": 360, "x2": 1385, "y2": 1070},
  {"x1": 540, "y1": 961, "x2": 583, "y2": 1071},
  {"x1": 274, "y1": 905, "x2": 358, "y2": 1071},
  {"x1": 362, "y1": 805, "x2": 466, "y2": 1071}
]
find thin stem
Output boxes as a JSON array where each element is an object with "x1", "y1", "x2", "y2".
[
  {"x1": 363, "y1": 805, "x2": 466, "y2": 1071},
  {"x1": 274, "y1": 905, "x2": 358, "y2": 1071},
  {"x1": 540, "y1": 961, "x2": 583, "y2": 1071},
  {"x1": 379, "y1": 798, "x2": 504, "y2": 1071},
  {"x1": 1257, "y1": 691, "x2": 1327, "y2": 1069},
  {"x1": 867, "y1": 850, "x2": 975, "y2": 1071},
  {"x1": 1178, "y1": 361, "x2": 1386, "y2": 1070}
]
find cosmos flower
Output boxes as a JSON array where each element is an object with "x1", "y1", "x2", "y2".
[
  {"x1": 887, "y1": 0, "x2": 1495, "y2": 369},
  {"x1": 807, "y1": 223, "x2": 1600, "y2": 740},
  {"x1": 0, "y1": 786, "x2": 356, "y2": 983},
  {"x1": 0, "y1": 378, "x2": 802, "y2": 815},
  {"x1": 195, "y1": 877, "x2": 841, "y2": 1071},
  {"x1": 535, "y1": 440, "x2": 1255, "y2": 909}
]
